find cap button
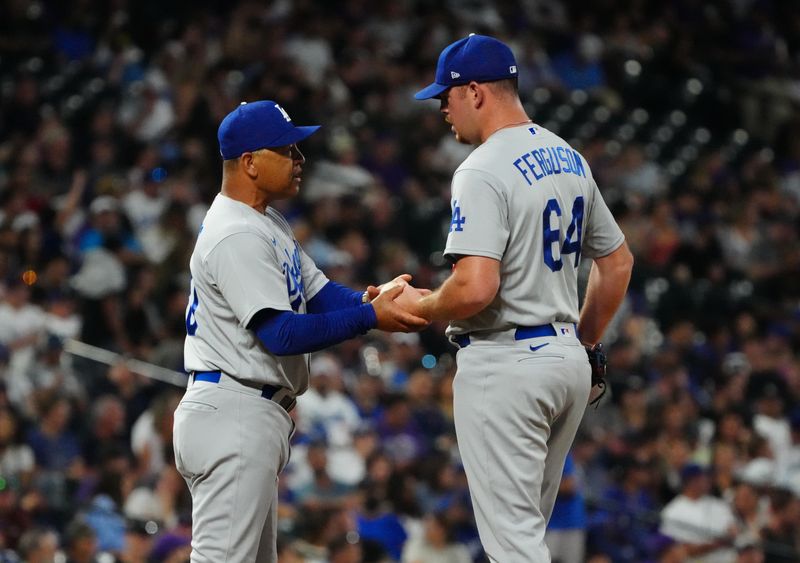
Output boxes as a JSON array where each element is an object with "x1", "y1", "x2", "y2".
[
  {"x1": 240, "y1": 101, "x2": 247, "y2": 106},
  {"x1": 469, "y1": 33, "x2": 475, "y2": 36}
]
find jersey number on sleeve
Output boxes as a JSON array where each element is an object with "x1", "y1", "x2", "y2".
[
  {"x1": 543, "y1": 196, "x2": 584, "y2": 271},
  {"x1": 185, "y1": 281, "x2": 199, "y2": 336}
]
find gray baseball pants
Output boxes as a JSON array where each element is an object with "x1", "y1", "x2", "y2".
[
  {"x1": 452, "y1": 327, "x2": 591, "y2": 563},
  {"x1": 173, "y1": 375, "x2": 294, "y2": 563}
]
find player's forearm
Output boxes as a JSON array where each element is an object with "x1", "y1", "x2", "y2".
[
  {"x1": 578, "y1": 243, "x2": 633, "y2": 345},
  {"x1": 252, "y1": 306, "x2": 376, "y2": 355},
  {"x1": 417, "y1": 283, "x2": 482, "y2": 321},
  {"x1": 306, "y1": 280, "x2": 364, "y2": 313},
  {"x1": 418, "y1": 261, "x2": 499, "y2": 321}
]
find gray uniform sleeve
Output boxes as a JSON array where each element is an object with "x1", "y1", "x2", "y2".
[
  {"x1": 205, "y1": 232, "x2": 292, "y2": 327},
  {"x1": 444, "y1": 168, "x2": 509, "y2": 261},
  {"x1": 582, "y1": 179, "x2": 625, "y2": 258},
  {"x1": 299, "y1": 244, "x2": 329, "y2": 301}
]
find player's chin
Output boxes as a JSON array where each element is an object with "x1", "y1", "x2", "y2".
[{"x1": 454, "y1": 131, "x2": 471, "y2": 145}]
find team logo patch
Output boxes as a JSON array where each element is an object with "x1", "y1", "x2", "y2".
[
  {"x1": 275, "y1": 103, "x2": 292, "y2": 122},
  {"x1": 451, "y1": 71, "x2": 461, "y2": 79}
]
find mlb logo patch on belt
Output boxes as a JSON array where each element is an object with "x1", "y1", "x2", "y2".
[{"x1": 552, "y1": 322, "x2": 578, "y2": 338}]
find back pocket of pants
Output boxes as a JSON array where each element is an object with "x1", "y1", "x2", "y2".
[
  {"x1": 517, "y1": 354, "x2": 565, "y2": 363},
  {"x1": 179, "y1": 400, "x2": 218, "y2": 412}
]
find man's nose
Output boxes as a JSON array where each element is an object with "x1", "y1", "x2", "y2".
[{"x1": 291, "y1": 145, "x2": 306, "y2": 164}]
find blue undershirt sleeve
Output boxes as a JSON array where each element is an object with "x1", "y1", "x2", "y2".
[
  {"x1": 249, "y1": 305, "x2": 377, "y2": 356},
  {"x1": 306, "y1": 280, "x2": 364, "y2": 313}
]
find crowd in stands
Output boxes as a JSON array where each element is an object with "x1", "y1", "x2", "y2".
[{"x1": 1, "y1": 0, "x2": 800, "y2": 561}]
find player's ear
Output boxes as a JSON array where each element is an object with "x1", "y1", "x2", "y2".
[
  {"x1": 468, "y1": 81, "x2": 483, "y2": 109},
  {"x1": 240, "y1": 152, "x2": 258, "y2": 179}
]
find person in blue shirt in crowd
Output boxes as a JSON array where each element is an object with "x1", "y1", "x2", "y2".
[
  {"x1": 545, "y1": 452, "x2": 588, "y2": 563},
  {"x1": 588, "y1": 455, "x2": 661, "y2": 562}
]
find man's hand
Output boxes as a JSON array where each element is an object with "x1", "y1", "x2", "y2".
[
  {"x1": 393, "y1": 283, "x2": 430, "y2": 315},
  {"x1": 365, "y1": 273, "x2": 431, "y2": 318},
  {"x1": 365, "y1": 274, "x2": 413, "y2": 302},
  {"x1": 371, "y1": 283, "x2": 429, "y2": 332}
]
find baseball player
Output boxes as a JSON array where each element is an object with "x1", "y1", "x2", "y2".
[
  {"x1": 172, "y1": 100, "x2": 427, "y2": 563},
  {"x1": 412, "y1": 35, "x2": 633, "y2": 561}
]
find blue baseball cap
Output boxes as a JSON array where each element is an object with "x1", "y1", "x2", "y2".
[
  {"x1": 217, "y1": 100, "x2": 320, "y2": 160},
  {"x1": 414, "y1": 34, "x2": 518, "y2": 100},
  {"x1": 680, "y1": 463, "x2": 708, "y2": 484}
]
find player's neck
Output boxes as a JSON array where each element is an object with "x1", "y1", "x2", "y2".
[
  {"x1": 481, "y1": 115, "x2": 532, "y2": 143},
  {"x1": 221, "y1": 181, "x2": 269, "y2": 214},
  {"x1": 479, "y1": 100, "x2": 531, "y2": 143}
]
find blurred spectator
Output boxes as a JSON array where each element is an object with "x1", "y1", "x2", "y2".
[
  {"x1": 123, "y1": 464, "x2": 186, "y2": 531},
  {"x1": 375, "y1": 393, "x2": 427, "y2": 470},
  {"x1": 356, "y1": 491, "x2": 407, "y2": 562},
  {"x1": 328, "y1": 535, "x2": 363, "y2": 563},
  {"x1": 730, "y1": 481, "x2": 769, "y2": 551},
  {"x1": 62, "y1": 519, "x2": 99, "y2": 563},
  {"x1": 119, "y1": 518, "x2": 157, "y2": 563},
  {"x1": 81, "y1": 447, "x2": 130, "y2": 554},
  {"x1": 589, "y1": 456, "x2": 660, "y2": 562},
  {"x1": 27, "y1": 400, "x2": 77, "y2": 471},
  {"x1": 83, "y1": 395, "x2": 128, "y2": 468},
  {"x1": 291, "y1": 507, "x2": 351, "y2": 563},
  {"x1": 0, "y1": 484, "x2": 33, "y2": 554},
  {"x1": 761, "y1": 490, "x2": 800, "y2": 563},
  {"x1": 130, "y1": 391, "x2": 180, "y2": 480},
  {"x1": 750, "y1": 378, "x2": 792, "y2": 476},
  {"x1": 551, "y1": 34, "x2": 608, "y2": 94},
  {"x1": 291, "y1": 440, "x2": 354, "y2": 511},
  {"x1": 401, "y1": 512, "x2": 470, "y2": 563},
  {"x1": 16, "y1": 335, "x2": 84, "y2": 417},
  {"x1": 149, "y1": 532, "x2": 191, "y2": 563},
  {"x1": 545, "y1": 453, "x2": 587, "y2": 563},
  {"x1": 660, "y1": 463, "x2": 737, "y2": 562},
  {"x1": 16, "y1": 528, "x2": 58, "y2": 563},
  {"x1": 295, "y1": 353, "x2": 361, "y2": 447},
  {"x1": 0, "y1": 406, "x2": 34, "y2": 493},
  {"x1": 0, "y1": 278, "x2": 46, "y2": 380}
]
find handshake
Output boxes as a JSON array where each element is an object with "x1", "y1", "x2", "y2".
[{"x1": 365, "y1": 274, "x2": 431, "y2": 333}]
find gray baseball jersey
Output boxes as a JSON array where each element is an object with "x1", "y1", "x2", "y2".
[
  {"x1": 443, "y1": 123, "x2": 624, "y2": 338},
  {"x1": 183, "y1": 193, "x2": 328, "y2": 394}
]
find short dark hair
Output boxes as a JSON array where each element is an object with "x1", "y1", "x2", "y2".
[{"x1": 486, "y1": 77, "x2": 519, "y2": 96}]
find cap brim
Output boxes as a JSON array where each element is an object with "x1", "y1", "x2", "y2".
[
  {"x1": 265, "y1": 125, "x2": 321, "y2": 148},
  {"x1": 414, "y1": 82, "x2": 449, "y2": 100}
]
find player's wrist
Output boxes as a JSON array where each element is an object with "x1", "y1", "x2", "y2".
[{"x1": 361, "y1": 290, "x2": 370, "y2": 304}]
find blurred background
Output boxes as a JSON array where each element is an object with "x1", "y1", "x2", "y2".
[{"x1": 0, "y1": 0, "x2": 799, "y2": 562}]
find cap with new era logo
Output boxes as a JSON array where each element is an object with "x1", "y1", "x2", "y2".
[{"x1": 414, "y1": 34, "x2": 518, "y2": 100}]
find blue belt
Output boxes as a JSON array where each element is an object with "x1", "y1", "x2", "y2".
[
  {"x1": 191, "y1": 371, "x2": 296, "y2": 412},
  {"x1": 452, "y1": 323, "x2": 577, "y2": 348}
]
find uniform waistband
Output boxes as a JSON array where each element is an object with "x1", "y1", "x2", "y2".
[
  {"x1": 190, "y1": 371, "x2": 296, "y2": 413},
  {"x1": 450, "y1": 322, "x2": 579, "y2": 349}
]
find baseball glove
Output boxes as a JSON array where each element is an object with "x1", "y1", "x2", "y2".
[{"x1": 586, "y1": 343, "x2": 607, "y2": 407}]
